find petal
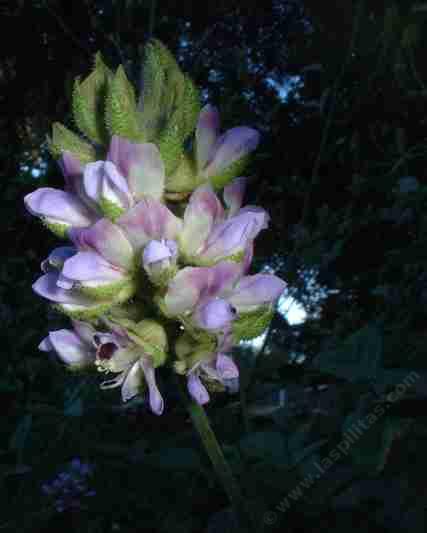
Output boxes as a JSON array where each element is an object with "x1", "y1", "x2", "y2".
[
  {"x1": 126, "y1": 143, "x2": 165, "y2": 201},
  {"x1": 59, "y1": 152, "x2": 84, "y2": 192},
  {"x1": 48, "y1": 329, "x2": 94, "y2": 367},
  {"x1": 102, "y1": 161, "x2": 132, "y2": 209},
  {"x1": 117, "y1": 197, "x2": 182, "y2": 250},
  {"x1": 187, "y1": 372, "x2": 210, "y2": 405},
  {"x1": 179, "y1": 185, "x2": 224, "y2": 257},
  {"x1": 216, "y1": 354, "x2": 239, "y2": 380},
  {"x1": 107, "y1": 135, "x2": 134, "y2": 177},
  {"x1": 204, "y1": 127, "x2": 260, "y2": 178},
  {"x1": 223, "y1": 177, "x2": 247, "y2": 216},
  {"x1": 201, "y1": 209, "x2": 269, "y2": 262},
  {"x1": 24, "y1": 188, "x2": 94, "y2": 227},
  {"x1": 83, "y1": 161, "x2": 105, "y2": 203},
  {"x1": 71, "y1": 320, "x2": 96, "y2": 345},
  {"x1": 164, "y1": 262, "x2": 241, "y2": 316},
  {"x1": 195, "y1": 105, "x2": 220, "y2": 170},
  {"x1": 195, "y1": 298, "x2": 236, "y2": 330},
  {"x1": 39, "y1": 336, "x2": 54, "y2": 351},
  {"x1": 32, "y1": 273, "x2": 94, "y2": 306},
  {"x1": 228, "y1": 274, "x2": 286, "y2": 311},
  {"x1": 142, "y1": 239, "x2": 173, "y2": 266},
  {"x1": 70, "y1": 218, "x2": 134, "y2": 270},
  {"x1": 62, "y1": 251, "x2": 126, "y2": 284},
  {"x1": 121, "y1": 361, "x2": 143, "y2": 402},
  {"x1": 140, "y1": 359, "x2": 164, "y2": 415}
]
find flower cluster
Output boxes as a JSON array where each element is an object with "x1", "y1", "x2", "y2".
[
  {"x1": 26, "y1": 41, "x2": 286, "y2": 414},
  {"x1": 42, "y1": 458, "x2": 95, "y2": 513}
]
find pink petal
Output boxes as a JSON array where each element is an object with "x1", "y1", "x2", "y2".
[
  {"x1": 48, "y1": 329, "x2": 94, "y2": 366},
  {"x1": 142, "y1": 240, "x2": 174, "y2": 265},
  {"x1": 83, "y1": 162, "x2": 105, "y2": 203},
  {"x1": 228, "y1": 274, "x2": 286, "y2": 311},
  {"x1": 180, "y1": 185, "x2": 224, "y2": 257},
  {"x1": 195, "y1": 298, "x2": 236, "y2": 330},
  {"x1": 102, "y1": 161, "x2": 132, "y2": 209},
  {"x1": 117, "y1": 197, "x2": 182, "y2": 250},
  {"x1": 24, "y1": 188, "x2": 94, "y2": 227},
  {"x1": 195, "y1": 105, "x2": 220, "y2": 170},
  {"x1": 126, "y1": 143, "x2": 165, "y2": 201},
  {"x1": 70, "y1": 218, "x2": 134, "y2": 270},
  {"x1": 187, "y1": 373, "x2": 210, "y2": 405},
  {"x1": 62, "y1": 251, "x2": 126, "y2": 284},
  {"x1": 204, "y1": 127, "x2": 260, "y2": 178},
  {"x1": 32, "y1": 273, "x2": 94, "y2": 306},
  {"x1": 140, "y1": 359, "x2": 164, "y2": 415},
  {"x1": 216, "y1": 354, "x2": 239, "y2": 379},
  {"x1": 201, "y1": 209, "x2": 268, "y2": 263}
]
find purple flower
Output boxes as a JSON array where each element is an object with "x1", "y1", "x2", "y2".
[
  {"x1": 83, "y1": 136, "x2": 165, "y2": 213},
  {"x1": 195, "y1": 105, "x2": 260, "y2": 181},
  {"x1": 39, "y1": 320, "x2": 96, "y2": 369},
  {"x1": 179, "y1": 180, "x2": 269, "y2": 265},
  {"x1": 164, "y1": 261, "x2": 286, "y2": 332}
]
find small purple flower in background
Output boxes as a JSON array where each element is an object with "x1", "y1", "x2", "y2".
[{"x1": 41, "y1": 458, "x2": 95, "y2": 513}]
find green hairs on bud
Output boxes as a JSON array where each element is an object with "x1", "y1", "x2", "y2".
[
  {"x1": 42, "y1": 220, "x2": 69, "y2": 239},
  {"x1": 232, "y1": 306, "x2": 274, "y2": 342},
  {"x1": 165, "y1": 154, "x2": 202, "y2": 194},
  {"x1": 52, "y1": 301, "x2": 115, "y2": 322},
  {"x1": 72, "y1": 52, "x2": 112, "y2": 144},
  {"x1": 77, "y1": 278, "x2": 135, "y2": 301},
  {"x1": 48, "y1": 122, "x2": 96, "y2": 163},
  {"x1": 98, "y1": 197, "x2": 126, "y2": 221},
  {"x1": 105, "y1": 66, "x2": 142, "y2": 141}
]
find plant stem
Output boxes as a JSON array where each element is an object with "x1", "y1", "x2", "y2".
[{"x1": 177, "y1": 380, "x2": 256, "y2": 532}]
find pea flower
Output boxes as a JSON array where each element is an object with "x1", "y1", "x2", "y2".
[
  {"x1": 39, "y1": 320, "x2": 96, "y2": 370},
  {"x1": 179, "y1": 179, "x2": 269, "y2": 266},
  {"x1": 195, "y1": 105, "x2": 260, "y2": 187},
  {"x1": 83, "y1": 135, "x2": 165, "y2": 217},
  {"x1": 163, "y1": 261, "x2": 286, "y2": 334}
]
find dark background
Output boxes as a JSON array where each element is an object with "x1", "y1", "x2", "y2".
[{"x1": 1, "y1": 1, "x2": 427, "y2": 532}]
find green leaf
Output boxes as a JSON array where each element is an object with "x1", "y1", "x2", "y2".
[
  {"x1": 105, "y1": 66, "x2": 142, "y2": 141},
  {"x1": 48, "y1": 122, "x2": 96, "y2": 163},
  {"x1": 312, "y1": 324, "x2": 383, "y2": 382},
  {"x1": 232, "y1": 306, "x2": 274, "y2": 342},
  {"x1": 72, "y1": 52, "x2": 111, "y2": 144}
]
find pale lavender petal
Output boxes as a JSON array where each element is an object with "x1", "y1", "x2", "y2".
[
  {"x1": 164, "y1": 262, "x2": 240, "y2": 316},
  {"x1": 59, "y1": 152, "x2": 83, "y2": 178},
  {"x1": 24, "y1": 188, "x2": 94, "y2": 227},
  {"x1": 71, "y1": 320, "x2": 96, "y2": 345},
  {"x1": 179, "y1": 185, "x2": 224, "y2": 256},
  {"x1": 242, "y1": 244, "x2": 253, "y2": 274},
  {"x1": 187, "y1": 373, "x2": 210, "y2": 405},
  {"x1": 195, "y1": 105, "x2": 220, "y2": 170},
  {"x1": 216, "y1": 354, "x2": 239, "y2": 380},
  {"x1": 117, "y1": 197, "x2": 182, "y2": 250},
  {"x1": 140, "y1": 359, "x2": 164, "y2": 415},
  {"x1": 48, "y1": 329, "x2": 95, "y2": 366},
  {"x1": 228, "y1": 274, "x2": 286, "y2": 311},
  {"x1": 107, "y1": 135, "x2": 134, "y2": 177},
  {"x1": 102, "y1": 161, "x2": 132, "y2": 209},
  {"x1": 195, "y1": 298, "x2": 236, "y2": 330},
  {"x1": 143, "y1": 240, "x2": 172, "y2": 264},
  {"x1": 62, "y1": 251, "x2": 126, "y2": 284},
  {"x1": 204, "y1": 127, "x2": 260, "y2": 178},
  {"x1": 70, "y1": 219, "x2": 134, "y2": 270},
  {"x1": 126, "y1": 143, "x2": 165, "y2": 201},
  {"x1": 121, "y1": 361, "x2": 143, "y2": 402},
  {"x1": 39, "y1": 336, "x2": 54, "y2": 352},
  {"x1": 83, "y1": 161, "x2": 105, "y2": 203},
  {"x1": 201, "y1": 209, "x2": 269, "y2": 262},
  {"x1": 32, "y1": 273, "x2": 94, "y2": 306},
  {"x1": 223, "y1": 177, "x2": 247, "y2": 216}
]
